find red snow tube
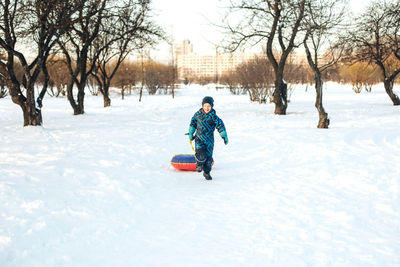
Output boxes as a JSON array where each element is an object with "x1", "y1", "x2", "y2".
[{"x1": 170, "y1": 154, "x2": 214, "y2": 171}]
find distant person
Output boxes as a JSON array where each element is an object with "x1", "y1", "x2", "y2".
[{"x1": 188, "y1": 96, "x2": 228, "y2": 180}]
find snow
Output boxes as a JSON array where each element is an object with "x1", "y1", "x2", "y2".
[{"x1": 0, "y1": 83, "x2": 399, "y2": 266}]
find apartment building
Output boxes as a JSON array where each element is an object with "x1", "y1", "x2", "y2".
[
  {"x1": 174, "y1": 40, "x2": 256, "y2": 81},
  {"x1": 174, "y1": 39, "x2": 193, "y2": 56}
]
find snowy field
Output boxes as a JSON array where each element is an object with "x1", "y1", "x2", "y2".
[{"x1": 0, "y1": 83, "x2": 399, "y2": 267}]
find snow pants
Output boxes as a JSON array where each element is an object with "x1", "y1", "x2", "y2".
[{"x1": 195, "y1": 148, "x2": 213, "y2": 174}]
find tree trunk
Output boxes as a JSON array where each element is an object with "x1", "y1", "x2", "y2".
[
  {"x1": 67, "y1": 81, "x2": 85, "y2": 115},
  {"x1": 272, "y1": 78, "x2": 288, "y2": 115},
  {"x1": 315, "y1": 74, "x2": 329, "y2": 129},
  {"x1": 103, "y1": 93, "x2": 111, "y2": 107},
  {"x1": 6, "y1": 53, "x2": 42, "y2": 126},
  {"x1": 77, "y1": 87, "x2": 85, "y2": 114},
  {"x1": 67, "y1": 82, "x2": 78, "y2": 115},
  {"x1": 23, "y1": 102, "x2": 42, "y2": 126},
  {"x1": 139, "y1": 87, "x2": 143, "y2": 102},
  {"x1": 384, "y1": 79, "x2": 400, "y2": 105},
  {"x1": 12, "y1": 84, "x2": 43, "y2": 126},
  {"x1": 103, "y1": 82, "x2": 111, "y2": 107}
]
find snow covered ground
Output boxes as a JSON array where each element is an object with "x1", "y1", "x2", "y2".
[{"x1": 0, "y1": 83, "x2": 399, "y2": 266}]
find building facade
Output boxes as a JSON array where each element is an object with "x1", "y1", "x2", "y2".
[
  {"x1": 174, "y1": 40, "x2": 256, "y2": 81},
  {"x1": 174, "y1": 39, "x2": 193, "y2": 56}
]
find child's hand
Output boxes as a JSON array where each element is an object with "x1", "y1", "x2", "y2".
[
  {"x1": 223, "y1": 137, "x2": 228, "y2": 145},
  {"x1": 219, "y1": 131, "x2": 228, "y2": 145},
  {"x1": 188, "y1": 126, "x2": 196, "y2": 141}
]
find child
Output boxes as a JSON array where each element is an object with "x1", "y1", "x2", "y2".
[{"x1": 188, "y1": 96, "x2": 228, "y2": 180}]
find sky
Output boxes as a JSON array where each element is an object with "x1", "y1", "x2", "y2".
[{"x1": 150, "y1": 0, "x2": 372, "y2": 62}]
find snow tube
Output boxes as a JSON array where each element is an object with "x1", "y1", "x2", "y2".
[{"x1": 170, "y1": 154, "x2": 214, "y2": 171}]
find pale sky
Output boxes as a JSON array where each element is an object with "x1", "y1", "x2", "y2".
[{"x1": 150, "y1": 0, "x2": 372, "y2": 62}]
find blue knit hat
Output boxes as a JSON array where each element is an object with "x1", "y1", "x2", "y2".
[{"x1": 202, "y1": 96, "x2": 214, "y2": 107}]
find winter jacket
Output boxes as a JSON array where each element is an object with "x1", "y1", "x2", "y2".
[{"x1": 189, "y1": 108, "x2": 226, "y2": 157}]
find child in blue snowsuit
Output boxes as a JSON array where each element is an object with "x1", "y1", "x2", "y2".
[{"x1": 188, "y1": 96, "x2": 228, "y2": 180}]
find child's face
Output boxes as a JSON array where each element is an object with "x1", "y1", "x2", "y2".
[{"x1": 203, "y1": 103, "x2": 212, "y2": 113}]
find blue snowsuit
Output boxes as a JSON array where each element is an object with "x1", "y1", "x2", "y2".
[{"x1": 189, "y1": 108, "x2": 226, "y2": 174}]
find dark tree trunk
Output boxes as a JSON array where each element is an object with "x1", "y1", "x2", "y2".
[
  {"x1": 63, "y1": 60, "x2": 87, "y2": 114},
  {"x1": 314, "y1": 74, "x2": 329, "y2": 128},
  {"x1": 103, "y1": 80, "x2": 111, "y2": 107},
  {"x1": 171, "y1": 66, "x2": 175, "y2": 99},
  {"x1": 23, "y1": 102, "x2": 42, "y2": 126},
  {"x1": 104, "y1": 96, "x2": 111, "y2": 107},
  {"x1": 11, "y1": 84, "x2": 43, "y2": 126},
  {"x1": 8, "y1": 65, "x2": 43, "y2": 126},
  {"x1": 383, "y1": 79, "x2": 400, "y2": 105},
  {"x1": 272, "y1": 76, "x2": 288, "y2": 115},
  {"x1": 139, "y1": 86, "x2": 143, "y2": 102},
  {"x1": 67, "y1": 81, "x2": 85, "y2": 115},
  {"x1": 103, "y1": 88, "x2": 111, "y2": 107},
  {"x1": 37, "y1": 63, "x2": 50, "y2": 109},
  {"x1": 77, "y1": 85, "x2": 85, "y2": 114},
  {"x1": 67, "y1": 81, "x2": 77, "y2": 114},
  {"x1": 92, "y1": 72, "x2": 111, "y2": 107}
]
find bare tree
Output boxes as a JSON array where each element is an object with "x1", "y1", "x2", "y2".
[
  {"x1": 303, "y1": 0, "x2": 347, "y2": 128},
  {"x1": 57, "y1": 0, "x2": 107, "y2": 115},
  {"x1": 169, "y1": 40, "x2": 177, "y2": 99},
  {"x1": 224, "y1": 0, "x2": 306, "y2": 114},
  {"x1": 339, "y1": 62, "x2": 380, "y2": 93},
  {"x1": 220, "y1": 70, "x2": 241, "y2": 93},
  {"x1": 236, "y1": 56, "x2": 274, "y2": 103},
  {"x1": 389, "y1": 3, "x2": 400, "y2": 63},
  {"x1": 111, "y1": 60, "x2": 140, "y2": 99},
  {"x1": 143, "y1": 61, "x2": 174, "y2": 94},
  {"x1": 138, "y1": 50, "x2": 149, "y2": 102},
  {"x1": 90, "y1": 0, "x2": 163, "y2": 107},
  {"x1": 345, "y1": 0, "x2": 400, "y2": 105},
  {"x1": 0, "y1": 0, "x2": 78, "y2": 126}
]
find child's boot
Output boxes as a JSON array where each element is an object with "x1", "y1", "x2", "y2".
[
  {"x1": 203, "y1": 172, "x2": 212, "y2": 180},
  {"x1": 196, "y1": 164, "x2": 203, "y2": 172}
]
